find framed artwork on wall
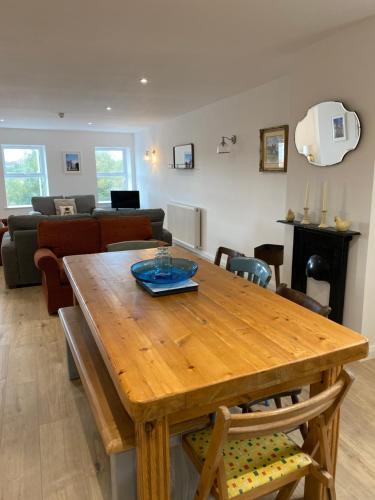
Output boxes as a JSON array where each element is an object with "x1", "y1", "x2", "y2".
[
  {"x1": 173, "y1": 143, "x2": 194, "y2": 169},
  {"x1": 63, "y1": 151, "x2": 81, "y2": 174},
  {"x1": 259, "y1": 125, "x2": 289, "y2": 172},
  {"x1": 332, "y1": 115, "x2": 346, "y2": 141}
]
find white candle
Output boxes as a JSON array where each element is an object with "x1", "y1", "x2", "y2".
[
  {"x1": 322, "y1": 181, "x2": 328, "y2": 211},
  {"x1": 304, "y1": 182, "x2": 310, "y2": 208}
]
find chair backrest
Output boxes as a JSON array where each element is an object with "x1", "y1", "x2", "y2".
[
  {"x1": 194, "y1": 369, "x2": 353, "y2": 499},
  {"x1": 229, "y1": 256, "x2": 272, "y2": 288},
  {"x1": 107, "y1": 239, "x2": 166, "y2": 252},
  {"x1": 276, "y1": 283, "x2": 331, "y2": 317},
  {"x1": 214, "y1": 246, "x2": 245, "y2": 271}
]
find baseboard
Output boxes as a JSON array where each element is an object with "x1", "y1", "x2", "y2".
[
  {"x1": 364, "y1": 342, "x2": 375, "y2": 361},
  {"x1": 173, "y1": 242, "x2": 214, "y2": 262}
]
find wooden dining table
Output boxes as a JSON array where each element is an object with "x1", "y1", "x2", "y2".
[{"x1": 63, "y1": 246, "x2": 368, "y2": 500}]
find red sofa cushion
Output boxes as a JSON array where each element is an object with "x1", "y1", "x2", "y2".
[
  {"x1": 98, "y1": 216, "x2": 153, "y2": 251},
  {"x1": 38, "y1": 219, "x2": 100, "y2": 257}
]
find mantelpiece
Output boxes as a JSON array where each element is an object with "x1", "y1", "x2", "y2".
[{"x1": 278, "y1": 220, "x2": 360, "y2": 323}]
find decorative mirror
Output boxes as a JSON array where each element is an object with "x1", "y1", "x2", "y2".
[
  {"x1": 295, "y1": 101, "x2": 361, "y2": 166},
  {"x1": 172, "y1": 143, "x2": 194, "y2": 169}
]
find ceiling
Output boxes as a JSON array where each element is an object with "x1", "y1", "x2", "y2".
[{"x1": 0, "y1": 0, "x2": 374, "y2": 132}]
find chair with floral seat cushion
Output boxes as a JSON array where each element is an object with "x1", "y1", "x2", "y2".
[{"x1": 183, "y1": 369, "x2": 353, "y2": 500}]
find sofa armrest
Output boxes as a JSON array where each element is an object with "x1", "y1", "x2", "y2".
[
  {"x1": 161, "y1": 228, "x2": 172, "y2": 245},
  {"x1": 1, "y1": 232, "x2": 20, "y2": 287},
  {"x1": 34, "y1": 248, "x2": 59, "y2": 274}
]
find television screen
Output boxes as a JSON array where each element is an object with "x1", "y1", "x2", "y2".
[{"x1": 110, "y1": 190, "x2": 140, "y2": 209}]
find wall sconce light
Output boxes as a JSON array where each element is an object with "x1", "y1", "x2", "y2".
[
  {"x1": 144, "y1": 149, "x2": 157, "y2": 163},
  {"x1": 217, "y1": 135, "x2": 237, "y2": 154}
]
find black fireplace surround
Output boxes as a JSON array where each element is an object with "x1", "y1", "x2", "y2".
[{"x1": 278, "y1": 221, "x2": 360, "y2": 324}]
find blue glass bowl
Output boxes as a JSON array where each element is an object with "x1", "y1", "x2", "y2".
[{"x1": 131, "y1": 258, "x2": 198, "y2": 284}]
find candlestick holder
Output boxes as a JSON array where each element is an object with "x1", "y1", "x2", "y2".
[
  {"x1": 318, "y1": 210, "x2": 328, "y2": 228},
  {"x1": 301, "y1": 207, "x2": 310, "y2": 225}
]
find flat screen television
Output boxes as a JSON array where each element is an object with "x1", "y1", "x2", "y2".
[{"x1": 110, "y1": 190, "x2": 140, "y2": 209}]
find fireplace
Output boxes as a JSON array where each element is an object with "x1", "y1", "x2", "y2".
[{"x1": 278, "y1": 221, "x2": 360, "y2": 323}]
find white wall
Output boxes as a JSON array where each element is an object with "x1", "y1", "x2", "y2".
[
  {"x1": 284, "y1": 16, "x2": 375, "y2": 334},
  {"x1": 0, "y1": 128, "x2": 135, "y2": 217},
  {"x1": 135, "y1": 16, "x2": 375, "y2": 342},
  {"x1": 135, "y1": 76, "x2": 290, "y2": 263}
]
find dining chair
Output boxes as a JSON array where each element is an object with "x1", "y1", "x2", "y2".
[
  {"x1": 183, "y1": 369, "x2": 353, "y2": 500},
  {"x1": 244, "y1": 285, "x2": 331, "y2": 435},
  {"x1": 106, "y1": 240, "x2": 167, "y2": 252},
  {"x1": 276, "y1": 283, "x2": 332, "y2": 317},
  {"x1": 214, "y1": 246, "x2": 245, "y2": 271},
  {"x1": 254, "y1": 244, "x2": 284, "y2": 288},
  {"x1": 229, "y1": 257, "x2": 272, "y2": 288}
]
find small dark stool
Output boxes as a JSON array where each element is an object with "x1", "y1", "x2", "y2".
[{"x1": 254, "y1": 244, "x2": 284, "y2": 288}]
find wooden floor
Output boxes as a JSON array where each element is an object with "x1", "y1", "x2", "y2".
[{"x1": 0, "y1": 274, "x2": 374, "y2": 499}]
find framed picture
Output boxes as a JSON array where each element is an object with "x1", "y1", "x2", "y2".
[
  {"x1": 259, "y1": 125, "x2": 288, "y2": 172},
  {"x1": 332, "y1": 115, "x2": 346, "y2": 141},
  {"x1": 173, "y1": 143, "x2": 194, "y2": 169},
  {"x1": 63, "y1": 152, "x2": 81, "y2": 174}
]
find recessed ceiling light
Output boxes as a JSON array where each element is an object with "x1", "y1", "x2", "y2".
[
  {"x1": 140, "y1": 78, "x2": 148, "y2": 85},
  {"x1": 88, "y1": 122, "x2": 93, "y2": 126},
  {"x1": 106, "y1": 106, "x2": 112, "y2": 111}
]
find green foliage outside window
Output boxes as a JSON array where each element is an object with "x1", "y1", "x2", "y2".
[
  {"x1": 96, "y1": 150, "x2": 126, "y2": 202},
  {"x1": 3, "y1": 148, "x2": 47, "y2": 207}
]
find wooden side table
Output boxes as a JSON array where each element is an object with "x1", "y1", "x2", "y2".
[{"x1": 254, "y1": 244, "x2": 284, "y2": 288}]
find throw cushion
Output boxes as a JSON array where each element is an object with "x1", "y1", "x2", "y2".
[
  {"x1": 58, "y1": 205, "x2": 75, "y2": 216},
  {"x1": 98, "y1": 216, "x2": 153, "y2": 252},
  {"x1": 54, "y1": 198, "x2": 77, "y2": 215},
  {"x1": 37, "y1": 219, "x2": 100, "y2": 257}
]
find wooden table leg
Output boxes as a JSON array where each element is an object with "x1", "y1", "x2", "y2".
[
  {"x1": 136, "y1": 417, "x2": 170, "y2": 499},
  {"x1": 304, "y1": 367, "x2": 341, "y2": 500}
]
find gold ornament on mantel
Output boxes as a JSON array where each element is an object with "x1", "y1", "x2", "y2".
[
  {"x1": 286, "y1": 209, "x2": 295, "y2": 222},
  {"x1": 334, "y1": 216, "x2": 352, "y2": 232}
]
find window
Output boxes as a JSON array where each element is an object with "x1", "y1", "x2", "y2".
[
  {"x1": 95, "y1": 148, "x2": 129, "y2": 203},
  {"x1": 1, "y1": 145, "x2": 48, "y2": 207}
]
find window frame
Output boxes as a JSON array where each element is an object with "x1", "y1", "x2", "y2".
[
  {"x1": 95, "y1": 147, "x2": 129, "y2": 204},
  {"x1": 1, "y1": 144, "x2": 49, "y2": 208}
]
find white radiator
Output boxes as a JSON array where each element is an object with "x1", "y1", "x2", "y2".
[{"x1": 167, "y1": 203, "x2": 201, "y2": 249}]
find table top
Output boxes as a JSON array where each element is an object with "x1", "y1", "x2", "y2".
[{"x1": 64, "y1": 247, "x2": 368, "y2": 422}]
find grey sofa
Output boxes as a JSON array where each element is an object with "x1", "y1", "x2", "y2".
[
  {"x1": 31, "y1": 194, "x2": 96, "y2": 215},
  {"x1": 1, "y1": 208, "x2": 172, "y2": 288}
]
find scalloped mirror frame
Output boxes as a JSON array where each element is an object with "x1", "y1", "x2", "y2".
[{"x1": 295, "y1": 101, "x2": 361, "y2": 167}]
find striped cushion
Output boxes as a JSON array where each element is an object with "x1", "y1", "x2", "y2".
[{"x1": 184, "y1": 428, "x2": 311, "y2": 498}]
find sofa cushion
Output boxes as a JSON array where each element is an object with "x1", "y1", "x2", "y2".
[
  {"x1": 93, "y1": 208, "x2": 165, "y2": 222},
  {"x1": 32, "y1": 196, "x2": 63, "y2": 215},
  {"x1": 66, "y1": 195, "x2": 96, "y2": 214},
  {"x1": 8, "y1": 214, "x2": 48, "y2": 240},
  {"x1": 38, "y1": 219, "x2": 100, "y2": 257},
  {"x1": 98, "y1": 216, "x2": 153, "y2": 251}
]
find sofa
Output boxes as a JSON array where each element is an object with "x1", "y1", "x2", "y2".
[
  {"x1": 1, "y1": 208, "x2": 172, "y2": 288},
  {"x1": 34, "y1": 216, "x2": 160, "y2": 314},
  {"x1": 30, "y1": 194, "x2": 96, "y2": 215}
]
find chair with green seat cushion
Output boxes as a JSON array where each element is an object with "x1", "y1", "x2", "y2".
[
  {"x1": 184, "y1": 428, "x2": 311, "y2": 498},
  {"x1": 106, "y1": 239, "x2": 167, "y2": 252},
  {"x1": 183, "y1": 370, "x2": 353, "y2": 500},
  {"x1": 229, "y1": 257, "x2": 272, "y2": 288}
]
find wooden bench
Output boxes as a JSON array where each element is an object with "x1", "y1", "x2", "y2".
[{"x1": 59, "y1": 306, "x2": 207, "y2": 500}]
